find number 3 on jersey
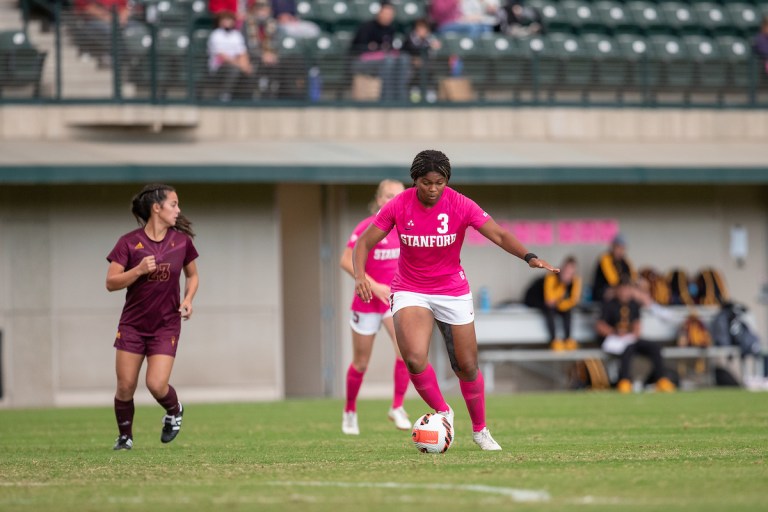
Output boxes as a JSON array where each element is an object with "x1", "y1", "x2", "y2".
[{"x1": 436, "y1": 213, "x2": 449, "y2": 234}]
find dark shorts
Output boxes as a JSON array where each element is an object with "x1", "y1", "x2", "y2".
[{"x1": 114, "y1": 325, "x2": 180, "y2": 357}]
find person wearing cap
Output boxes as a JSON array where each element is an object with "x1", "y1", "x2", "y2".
[
  {"x1": 591, "y1": 233, "x2": 636, "y2": 303},
  {"x1": 596, "y1": 276, "x2": 676, "y2": 394}
]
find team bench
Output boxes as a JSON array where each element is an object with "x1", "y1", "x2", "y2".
[{"x1": 473, "y1": 305, "x2": 741, "y2": 391}]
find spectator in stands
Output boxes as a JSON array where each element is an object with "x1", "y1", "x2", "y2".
[
  {"x1": 271, "y1": 0, "x2": 321, "y2": 39},
  {"x1": 430, "y1": 0, "x2": 501, "y2": 39},
  {"x1": 596, "y1": 276, "x2": 676, "y2": 394},
  {"x1": 208, "y1": 10, "x2": 254, "y2": 101},
  {"x1": 500, "y1": 0, "x2": 542, "y2": 37},
  {"x1": 591, "y1": 233, "x2": 636, "y2": 303},
  {"x1": 401, "y1": 18, "x2": 441, "y2": 102},
  {"x1": 752, "y1": 16, "x2": 768, "y2": 75},
  {"x1": 244, "y1": 0, "x2": 280, "y2": 97},
  {"x1": 350, "y1": 1, "x2": 411, "y2": 102},
  {"x1": 524, "y1": 256, "x2": 582, "y2": 351},
  {"x1": 74, "y1": 0, "x2": 133, "y2": 67}
]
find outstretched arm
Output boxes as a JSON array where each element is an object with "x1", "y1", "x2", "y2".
[
  {"x1": 476, "y1": 219, "x2": 559, "y2": 273},
  {"x1": 352, "y1": 224, "x2": 389, "y2": 302}
]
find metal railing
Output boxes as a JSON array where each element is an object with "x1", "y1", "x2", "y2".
[{"x1": 3, "y1": 2, "x2": 768, "y2": 107}]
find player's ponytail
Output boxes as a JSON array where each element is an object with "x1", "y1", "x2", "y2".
[
  {"x1": 409, "y1": 150, "x2": 451, "y2": 183},
  {"x1": 131, "y1": 184, "x2": 196, "y2": 239}
]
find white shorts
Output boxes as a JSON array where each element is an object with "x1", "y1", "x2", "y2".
[
  {"x1": 349, "y1": 310, "x2": 393, "y2": 335},
  {"x1": 390, "y1": 291, "x2": 475, "y2": 325}
]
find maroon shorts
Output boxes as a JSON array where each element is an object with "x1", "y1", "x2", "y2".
[{"x1": 114, "y1": 325, "x2": 180, "y2": 357}]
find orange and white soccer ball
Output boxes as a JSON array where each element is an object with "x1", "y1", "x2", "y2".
[{"x1": 411, "y1": 413, "x2": 453, "y2": 453}]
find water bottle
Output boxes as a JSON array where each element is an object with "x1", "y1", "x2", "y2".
[
  {"x1": 308, "y1": 66, "x2": 322, "y2": 102},
  {"x1": 449, "y1": 56, "x2": 463, "y2": 77},
  {"x1": 479, "y1": 286, "x2": 491, "y2": 313}
]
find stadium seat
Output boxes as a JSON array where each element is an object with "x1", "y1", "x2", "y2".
[
  {"x1": 647, "y1": 34, "x2": 694, "y2": 89},
  {"x1": 0, "y1": 29, "x2": 47, "y2": 97},
  {"x1": 725, "y1": 3, "x2": 762, "y2": 35},
  {"x1": 658, "y1": 2, "x2": 700, "y2": 35},
  {"x1": 715, "y1": 35, "x2": 752, "y2": 88},
  {"x1": 528, "y1": 0, "x2": 572, "y2": 33},
  {"x1": 519, "y1": 33, "x2": 560, "y2": 91},
  {"x1": 582, "y1": 33, "x2": 628, "y2": 87},
  {"x1": 691, "y1": 2, "x2": 735, "y2": 36},
  {"x1": 435, "y1": 34, "x2": 491, "y2": 92},
  {"x1": 481, "y1": 34, "x2": 528, "y2": 89},
  {"x1": 306, "y1": 32, "x2": 351, "y2": 98},
  {"x1": 548, "y1": 31, "x2": 593, "y2": 88},
  {"x1": 682, "y1": 34, "x2": 728, "y2": 90},
  {"x1": 560, "y1": 0, "x2": 603, "y2": 32},
  {"x1": 593, "y1": 1, "x2": 634, "y2": 32},
  {"x1": 615, "y1": 32, "x2": 660, "y2": 89},
  {"x1": 625, "y1": 1, "x2": 668, "y2": 34},
  {"x1": 146, "y1": 0, "x2": 209, "y2": 27},
  {"x1": 392, "y1": 0, "x2": 425, "y2": 30},
  {"x1": 121, "y1": 23, "x2": 153, "y2": 88},
  {"x1": 314, "y1": 0, "x2": 357, "y2": 32}
]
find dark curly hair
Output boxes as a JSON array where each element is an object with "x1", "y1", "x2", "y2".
[{"x1": 409, "y1": 149, "x2": 451, "y2": 183}]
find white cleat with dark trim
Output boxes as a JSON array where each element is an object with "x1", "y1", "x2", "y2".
[
  {"x1": 472, "y1": 427, "x2": 502, "y2": 451},
  {"x1": 387, "y1": 407, "x2": 411, "y2": 430},
  {"x1": 342, "y1": 411, "x2": 360, "y2": 435}
]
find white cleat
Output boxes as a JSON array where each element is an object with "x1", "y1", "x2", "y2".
[
  {"x1": 388, "y1": 406, "x2": 411, "y2": 430},
  {"x1": 472, "y1": 427, "x2": 502, "y2": 451},
  {"x1": 342, "y1": 411, "x2": 360, "y2": 435},
  {"x1": 437, "y1": 406, "x2": 454, "y2": 430}
]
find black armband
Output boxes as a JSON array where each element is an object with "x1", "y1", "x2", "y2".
[{"x1": 524, "y1": 253, "x2": 538, "y2": 264}]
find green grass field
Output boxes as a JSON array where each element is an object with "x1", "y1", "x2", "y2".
[{"x1": 1, "y1": 390, "x2": 767, "y2": 512}]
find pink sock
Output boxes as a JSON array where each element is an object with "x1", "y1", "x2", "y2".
[
  {"x1": 409, "y1": 364, "x2": 449, "y2": 413},
  {"x1": 392, "y1": 359, "x2": 409, "y2": 409},
  {"x1": 345, "y1": 364, "x2": 365, "y2": 412},
  {"x1": 459, "y1": 372, "x2": 486, "y2": 432}
]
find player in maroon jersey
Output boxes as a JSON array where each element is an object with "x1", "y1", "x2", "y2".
[{"x1": 106, "y1": 184, "x2": 199, "y2": 450}]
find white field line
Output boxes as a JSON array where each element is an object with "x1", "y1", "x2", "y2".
[{"x1": 268, "y1": 481, "x2": 551, "y2": 503}]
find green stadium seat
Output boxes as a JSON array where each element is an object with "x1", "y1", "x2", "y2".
[
  {"x1": 658, "y1": 2, "x2": 700, "y2": 35},
  {"x1": 520, "y1": 34, "x2": 560, "y2": 89},
  {"x1": 691, "y1": 2, "x2": 734, "y2": 35},
  {"x1": 121, "y1": 23, "x2": 152, "y2": 88},
  {"x1": 725, "y1": 3, "x2": 762, "y2": 35},
  {"x1": 560, "y1": 0, "x2": 603, "y2": 32},
  {"x1": 648, "y1": 34, "x2": 694, "y2": 89},
  {"x1": 529, "y1": 1, "x2": 573, "y2": 33},
  {"x1": 582, "y1": 33, "x2": 628, "y2": 87},
  {"x1": 548, "y1": 31, "x2": 593, "y2": 88},
  {"x1": 296, "y1": 0, "x2": 320, "y2": 24},
  {"x1": 307, "y1": 32, "x2": 351, "y2": 98},
  {"x1": 313, "y1": 0, "x2": 359, "y2": 32},
  {"x1": 481, "y1": 34, "x2": 527, "y2": 89},
  {"x1": 0, "y1": 29, "x2": 47, "y2": 97},
  {"x1": 715, "y1": 35, "x2": 752, "y2": 88},
  {"x1": 682, "y1": 34, "x2": 728, "y2": 89},
  {"x1": 149, "y1": 0, "x2": 209, "y2": 27},
  {"x1": 593, "y1": 1, "x2": 634, "y2": 32},
  {"x1": 615, "y1": 32, "x2": 660, "y2": 88},
  {"x1": 626, "y1": 1, "x2": 668, "y2": 34},
  {"x1": 393, "y1": 0, "x2": 425, "y2": 29},
  {"x1": 434, "y1": 34, "x2": 491, "y2": 92}
]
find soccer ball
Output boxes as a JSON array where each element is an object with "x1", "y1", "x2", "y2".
[{"x1": 411, "y1": 413, "x2": 453, "y2": 453}]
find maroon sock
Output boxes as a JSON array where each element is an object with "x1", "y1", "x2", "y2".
[
  {"x1": 156, "y1": 385, "x2": 181, "y2": 416},
  {"x1": 114, "y1": 397, "x2": 135, "y2": 438}
]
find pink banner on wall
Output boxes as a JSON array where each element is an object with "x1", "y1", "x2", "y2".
[{"x1": 466, "y1": 219, "x2": 620, "y2": 246}]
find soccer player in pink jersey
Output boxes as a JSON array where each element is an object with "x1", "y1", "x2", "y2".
[
  {"x1": 352, "y1": 150, "x2": 559, "y2": 451},
  {"x1": 106, "y1": 184, "x2": 199, "y2": 450},
  {"x1": 339, "y1": 179, "x2": 409, "y2": 435}
]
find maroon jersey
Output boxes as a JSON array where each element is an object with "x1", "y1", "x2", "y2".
[{"x1": 107, "y1": 228, "x2": 199, "y2": 335}]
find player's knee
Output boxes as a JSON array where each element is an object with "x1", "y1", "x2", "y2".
[
  {"x1": 404, "y1": 356, "x2": 428, "y2": 374},
  {"x1": 455, "y1": 364, "x2": 478, "y2": 382},
  {"x1": 145, "y1": 377, "x2": 168, "y2": 398},
  {"x1": 116, "y1": 379, "x2": 138, "y2": 398},
  {"x1": 352, "y1": 361, "x2": 368, "y2": 373}
]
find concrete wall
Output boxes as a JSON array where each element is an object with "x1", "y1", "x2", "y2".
[
  {"x1": 0, "y1": 184, "x2": 283, "y2": 408},
  {"x1": 1, "y1": 105, "x2": 768, "y2": 142},
  {"x1": 0, "y1": 182, "x2": 765, "y2": 407}
]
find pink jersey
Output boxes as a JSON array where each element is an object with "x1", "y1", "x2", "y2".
[
  {"x1": 373, "y1": 186, "x2": 491, "y2": 296},
  {"x1": 348, "y1": 215, "x2": 400, "y2": 313}
]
